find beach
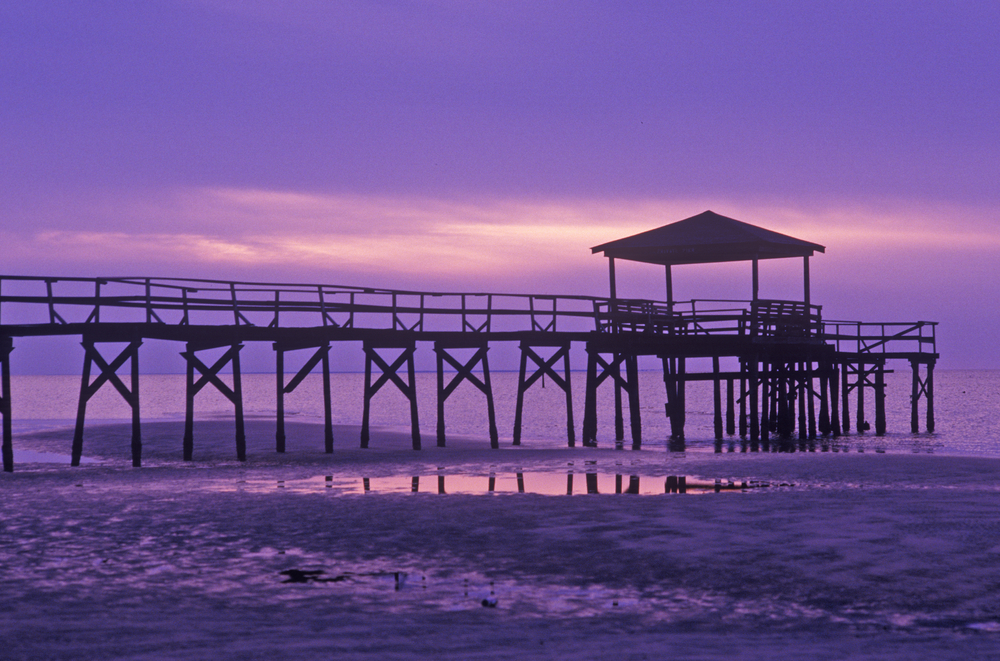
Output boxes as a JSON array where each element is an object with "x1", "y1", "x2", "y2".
[{"x1": 3, "y1": 420, "x2": 1000, "y2": 660}]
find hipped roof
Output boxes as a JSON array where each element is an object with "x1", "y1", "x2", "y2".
[{"x1": 591, "y1": 210, "x2": 825, "y2": 266}]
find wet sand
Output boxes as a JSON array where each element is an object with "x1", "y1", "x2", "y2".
[{"x1": 3, "y1": 421, "x2": 1000, "y2": 660}]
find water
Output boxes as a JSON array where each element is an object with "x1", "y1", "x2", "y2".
[
  {"x1": 8, "y1": 369, "x2": 997, "y2": 457},
  {"x1": 5, "y1": 370, "x2": 1000, "y2": 659}
]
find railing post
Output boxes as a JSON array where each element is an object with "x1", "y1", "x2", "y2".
[
  {"x1": 318, "y1": 286, "x2": 327, "y2": 326},
  {"x1": 230, "y1": 283, "x2": 240, "y2": 326},
  {"x1": 46, "y1": 279, "x2": 57, "y2": 324},
  {"x1": 93, "y1": 280, "x2": 101, "y2": 323}
]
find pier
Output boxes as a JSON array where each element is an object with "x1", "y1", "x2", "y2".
[{"x1": 0, "y1": 211, "x2": 937, "y2": 471}]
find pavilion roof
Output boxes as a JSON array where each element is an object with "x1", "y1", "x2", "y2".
[{"x1": 590, "y1": 210, "x2": 825, "y2": 266}]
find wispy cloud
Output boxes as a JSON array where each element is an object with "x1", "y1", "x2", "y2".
[{"x1": 6, "y1": 188, "x2": 997, "y2": 296}]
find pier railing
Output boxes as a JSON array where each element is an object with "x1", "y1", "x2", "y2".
[
  {"x1": 821, "y1": 319, "x2": 937, "y2": 358},
  {"x1": 0, "y1": 276, "x2": 936, "y2": 356},
  {"x1": 0, "y1": 276, "x2": 607, "y2": 334}
]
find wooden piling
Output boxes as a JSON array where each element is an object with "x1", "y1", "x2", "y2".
[
  {"x1": 749, "y1": 357, "x2": 760, "y2": 450},
  {"x1": 806, "y1": 363, "x2": 817, "y2": 440},
  {"x1": 875, "y1": 360, "x2": 886, "y2": 436},
  {"x1": 841, "y1": 361, "x2": 851, "y2": 434},
  {"x1": 713, "y1": 356, "x2": 723, "y2": 442},
  {"x1": 926, "y1": 361, "x2": 935, "y2": 433},
  {"x1": 1, "y1": 337, "x2": 12, "y2": 473},
  {"x1": 856, "y1": 364, "x2": 866, "y2": 433},
  {"x1": 830, "y1": 364, "x2": 841, "y2": 437},
  {"x1": 739, "y1": 363, "x2": 748, "y2": 440},
  {"x1": 625, "y1": 354, "x2": 641, "y2": 450},
  {"x1": 818, "y1": 363, "x2": 831, "y2": 436},
  {"x1": 726, "y1": 377, "x2": 735, "y2": 437}
]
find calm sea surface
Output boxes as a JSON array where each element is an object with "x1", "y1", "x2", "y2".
[{"x1": 8, "y1": 369, "x2": 997, "y2": 457}]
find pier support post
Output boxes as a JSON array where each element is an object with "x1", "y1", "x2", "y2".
[
  {"x1": 841, "y1": 361, "x2": 851, "y2": 434},
  {"x1": 713, "y1": 356, "x2": 723, "y2": 445},
  {"x1": 434, "y1": 340, "x2": 499, "y2": 449},
  {"x1": 662, "y1": 356, "x2": 686, "y2": 446},
  {"x1": 926, "y1": 361, "x2": 935, "y2": 433},
  {"x1": 806, "y1": 362, "x2": 817, "y2": 441},
  {"x1": 749, "y1": 356, "x2": 759, "y2": 451},
  {"x1": 910, "y1": 359, "x2": 936, "y2": 434},
  {"x1": 726, "y1": 377, "x2": 735, "y2": 437},
  {"x1": 361, "y1": 340, "x2": 420, "y2": 450},
  {"x1": 274, "y1": 341, "x2": 334, "y2": 454},
  {"x1": 797, "y1": 363, "x2": 808, "y2": 447},
  {"x1": 72, "y1": 339, "x2": 143, "y2": 467},
  {"x1": 830, "y1": 364, "x2": 842, "y2": 437},
  {"x1": 760, "y1": 360, "x2": 770, "y2": 450},
  {"x1": 818, "y1": 363, "x2": 831, "y2": 436},
  {"x1": 856, "y1": 363, "x2": 867, "y2": 433},
  {"x1": 181, "y1": 342, "x2": 246, "y2": 461},
  {"x1": 1, "y1": 338, "x2": 12, "y2": 473},
  {"x1": 875, "y1": 360, "x2": 887, "y2": 436},
  {"x1": 739, "y1": 362, "x2": 748, "y2": 440},
  {"x1": 515, "y1": 341, "x2": 574, "y2": 447}
]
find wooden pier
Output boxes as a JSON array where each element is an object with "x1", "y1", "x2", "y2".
[{"x1": 0, "y1": 211, "x2": 937, "y2": 471}]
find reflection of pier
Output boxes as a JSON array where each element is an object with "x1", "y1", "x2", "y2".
[
  {"x1": 0, "y1": 211, "x2": 937, "y2": 471},
  {"x1": 247, "y1": 472, "x2": 769, "y2": 495}
]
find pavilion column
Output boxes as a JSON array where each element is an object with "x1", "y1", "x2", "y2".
[
  {"x1": 608, "y1": 257, "x2": 617, "y2": 299},
  {"x1": 665, "y1": 264, "x2": 673, "y2": 311},
  {"x1": 804, "y1": 256, "x2": 811, "y2": 309}
]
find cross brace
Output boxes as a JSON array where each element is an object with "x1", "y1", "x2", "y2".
[
  {"x1": 361, "y1": 342, "x2": 420, "y2": 450},
  {"x1": 72, "y1": 340, "x2": 142, "y2": 467},
  {"x1": 513, "y1": 342, "x2": 574, "y2": 447},
  {"x1": 180, "y1": 343, "x2": 246, "y2": 461},
  {"x1": 583, "y1": 349, "x2": 641, "y2": 449},
  {"x1": 434, "y1": 342, "x2": 498, "y2": 449},
  {"x1": 275, "y1": 342, "x2": 334, "y2": 453}
]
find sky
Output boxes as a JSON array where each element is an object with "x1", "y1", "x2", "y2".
[{"x1": 2, "y1": 1, "x2": 999, "y2": 370}]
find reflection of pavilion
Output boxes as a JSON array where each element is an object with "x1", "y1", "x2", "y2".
[{"x1": 585, "y1": 210, "x2": 936, "y2": 452}]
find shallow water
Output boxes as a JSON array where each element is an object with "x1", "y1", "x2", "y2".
[
  {"x1": 7, "y1": 369, "x2": 997, "y2": 457},
  {"x1": 5, "y1": 373, "x2": 1000, "y2": 660}
]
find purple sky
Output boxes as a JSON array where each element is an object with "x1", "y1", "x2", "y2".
[{"x1": 3, "y1": 1, "x2": 999, "y2": 369}]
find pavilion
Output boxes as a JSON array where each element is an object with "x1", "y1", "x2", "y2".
[{"x1": 590, "y1": 210, "x2": 825, "y2": 308}]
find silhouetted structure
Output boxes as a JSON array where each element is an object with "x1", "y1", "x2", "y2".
[
  {"x1": 588, "y1": 210, "x2": 935, "y2": 452},
  {"x1": 0, "y1": 211, "x2": 937, "y2": 471}
]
